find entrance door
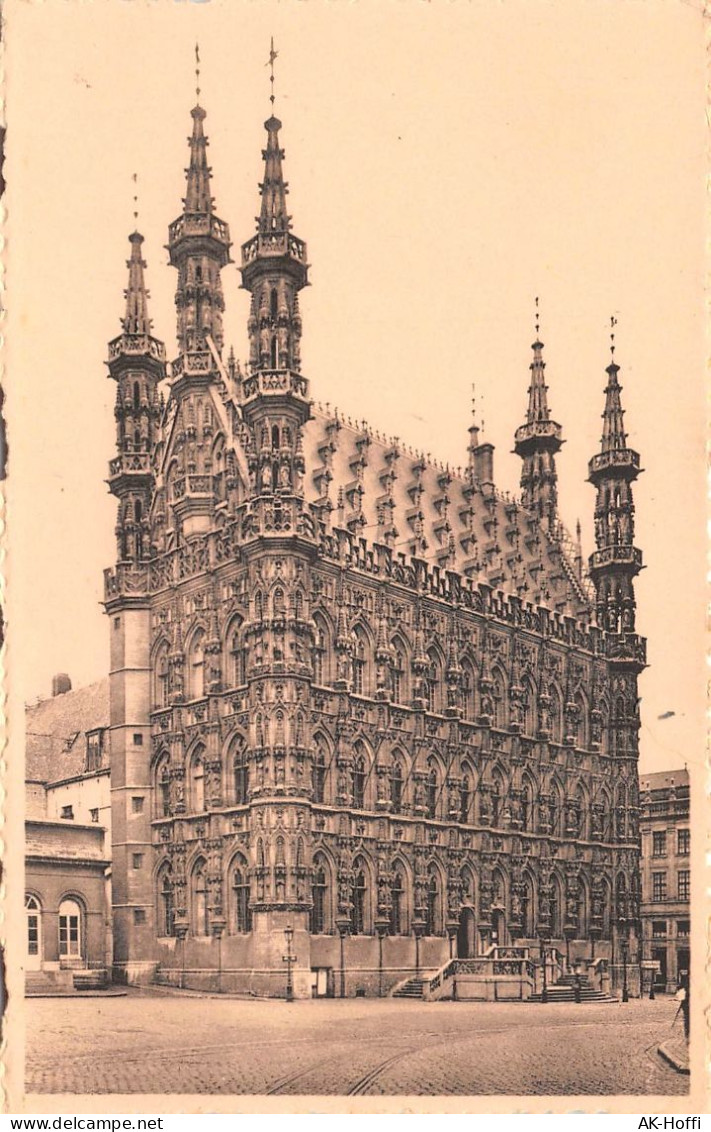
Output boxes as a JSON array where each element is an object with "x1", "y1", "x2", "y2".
[
  {"x1": 25, "y1": 895, "x2": 42, "y2": 970},
  {"x1": 652, "y1": 946, "x2": 667, "y2": 989},
  {"x1": 457, "y1": 907, "x2": 477, "y2": 958},
  {"x1": 58, "y1": 898, "x2": 83, "y2": 965}
]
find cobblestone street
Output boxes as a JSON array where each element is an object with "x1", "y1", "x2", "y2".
[{"x1": 26, "y1": 991, "x2": 688, "y2": 1097}]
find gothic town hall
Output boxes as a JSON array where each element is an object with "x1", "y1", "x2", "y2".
[{"x1": 103, "y1": 86, "x2": 645, "y2": 998}]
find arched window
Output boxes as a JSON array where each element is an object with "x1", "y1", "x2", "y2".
[
  {"x1": 188, "y1": 630, "x2": 206, "y2": 700},
  {"x1": 352, "y1": 748, "x2": 367, "y2": 810},
  {"x1": 272, "y1": 587, "x2": 286, "y2": 618},
  {"x1": 311, "y1": 856, "x2": 329, "y2": 934},
  {"x1": 521, "y1": 776, "x2": 535, "y2": 832},
  {"x1": 492, "y1": 670, "x2": 507, "y2": 729},
  {"x1": 58, "y1": 898, "x2": 82, "y2": 959},
  {"x1": 134, "y1": 499, "x2": 142, "y2": 523},
  {"x1": 154, "y1": 643, "x2": 170, "y2": 709},
  {"x1": 312, "y1": 616, "x2": 329, "y2": 685},
  {"x1": 461, "y1": 660, "x2": 476, "y2": 720},
  {"x1": 274, "y1": 711, "x2": 286, "y2": 747},
  {"x1": 154, "y1": 755, "x2": 171, "y2": 818},
  {"x1": 227, "y1": 620, "x2": 245, "y2": 688},
  {"x1": 550, "y1": 876, "x2": 562, "y2": 937},
  {"x1": 575, "y1": 692, "x2": 589, "y2": 750},
  {"x1": 390, "y1": 868, "x2": 406, "y2": 935},
  {"x1": 254, "y1": 592, "x2": 264, "y2": 621},
  {"x1": 459, "y1": 774, "x2": 471, "y2": 825},
  {"x1": 312, "y1": 740, "x2": 327, "y2": 804},
  {"x1": 524, "y1": 679, "x2": 537, "y2": 736},
  {"x1": 351, "y1": 628, "x2": 369, "y2": 696},
  {"x1": 270, "y1": 289, "x2": 279, "y2": 322},
  {"x1": 190, "y1": 750, "x2": 206, "y2": 812},
  {"x1": 133, "y1": 381, "x2": 140, "y2": 410},
  {"x1": 491, "y1": 770, "x2": 504, "y2": 827},
  {"x1": 25, "y1": 895, "x2": 41, "y2": 964},
  {"x1": 550, "y1": 687, "x2": 564, "y2": 745},
  {"x1": 351, "y1": 862, "x2": 368, "y2": 935},
  {"x1": 231, "y1": 858, "x2": 251, "y2": 934},
  {"x1": 522, "y1": 875, "x2": 535, "y2": 938},
  {"x1": 390, "y1": 756, "x2": 404, "y2": 814},
  {"x1": 425, "y1": 870, "x2": 440, "y2": 936},
  {"x1": 426, "y1": 760, "x2": 438, "y2": 820},
  {"x1": 233, "y1": 740, "x2": 249, "y2": 805},
  {"x1": 426, "y1": 651, "x2": 440, "y2": 714},
  {"x1": 390, "y1": 645, "x2": 406, "y2": 704},
  {"x1": 191, "y1": 862, "x2": 209, "y2": 936},
  {"x1": 270, "y1": 336, "x2": 278, "y2": 369},
  {"x1": 158, "y1": 867, "x2": 174, "y2": 937}
]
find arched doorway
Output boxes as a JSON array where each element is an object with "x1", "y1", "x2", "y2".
[
  {"x1": 457, "y1": 907, "x2": 477, "y2": 958},
  {"x1": 25, "y1": 895, "x2": 42, "y2": 970}
]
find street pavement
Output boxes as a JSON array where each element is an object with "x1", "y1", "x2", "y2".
[{"x1": 25, "y1": 991, "x2": 689, "y2": 1097}]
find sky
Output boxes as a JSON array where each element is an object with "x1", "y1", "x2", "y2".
[{"x1": 5, "y1": 0, "x2": 706, "y2": 775}]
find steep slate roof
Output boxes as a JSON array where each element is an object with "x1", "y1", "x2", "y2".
[
  {"x1": 25, "y1": 679, "x2": 110, "y2": 785},
  {"x1": 303, "y1": 405, "x2": 593, "y2": 619},
  {"x1": 639, "y1": 768, "x2": 689, "y2": 794}
]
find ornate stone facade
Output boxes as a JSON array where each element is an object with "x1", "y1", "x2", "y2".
[{"x1": 104, "y1": 91, "x2": 645, "y2": 996}]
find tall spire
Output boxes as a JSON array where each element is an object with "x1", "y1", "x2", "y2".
[
  {"x1": 107, "y1": 231, "x2": 165, "y2": 564},
  {"x1": 167, "y1": 99, "x2": 231, "y2": 364},
  {"x1": 122, "y1": 232, "x2": 151, "y2": 336},
  {"x1": 588, "y1": 321, "x2": 644, "y2": 636},
  {"x1": 600, "y1": 317, "x2": 628, "y2": 452},
  {"x1": 514, "y1": 298, "x2": 563, "y2": 531}
]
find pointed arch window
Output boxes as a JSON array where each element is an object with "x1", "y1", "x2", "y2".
[
  {"x1": 158, "y1": 868, "x2": 174, "y2": 937},
  {"x1": 233, "y1": 741, "x2": 249, "y2": 805},
  {"x1": 352, "y1": 749, "x2": 367, "y2": 810},
  {"x1": 231, "y1": 860, "x2": 251, "y2": 934},
  {"x1": 491, "y1": 771, "x2": 503, "y2": 827},
  {"x1": 192, "y1": 863, "x2": 209, "y2": 936},
  {"x1": 390, "y1": 646, "x2": 405, "y2": 704},
  {"x1": 389, "y1": 757, "x2": 404, "y2": 814},
  {"x1": 155, "y1": 644, "x2": 170, "y2": 709},
  {"x1": 188, "y1": 631, "x2": 206, "y2": 701},
  {"x1": 390, "y1": 868, "x2": 405, "y2": 935},
  {"x1": 154, "y1": 756, "x2": 171, "y2": 818},
  {"x1": 425, "y1": 871, "x2": 440, "y2": 936},
  {"x1": 312, "y1": 741, "x2": 327, "y2": 804},
  {"x1": 461, "y1": 661, "x2": 476, "y2": 720},
  {"x1": 351, "y1": 864, "x2": 368, "y2": 935},
  {"x1": 228, "y1": 621, "x2": 246, "y2": 688},
  {"x1": 459, "y1": 774, "x2": 471, "y2": 825},
  {"x1": 352, "y1": 634, "x2": 367, "y2": 696},
  {"x1": 426, "y1": 652, "x2": 440, "y2": 714},
  {"x1": 133, "y1": 381, "x2": 141, "y2": 410},
  {"x1": 191, "y1": 752, "x2": 206, "y2": 813},
  {"x1": 426, "y1": 761, "x2": 438, "y2": 820},
  {"x1": 492, "y1": 670, "x2": 507, "y2": 729},
  {"x1": 311, "y1": 858, "x2": 329, "y2": 934},
  {"x1": 312, "y1": 619, "x2": 328, "y2": 685}
]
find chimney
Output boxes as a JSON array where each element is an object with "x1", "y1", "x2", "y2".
[{"x1": 52, "y1": 673, "x2": 72, "y2": 697}]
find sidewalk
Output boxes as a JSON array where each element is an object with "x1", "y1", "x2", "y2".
[{"x1": 657, "y1": 1033, "x2": 690, "y2": 1075}]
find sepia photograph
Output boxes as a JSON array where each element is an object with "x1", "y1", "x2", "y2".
[{"x1": 3, "y1": 0, "x2": 707, "y2": 1114}]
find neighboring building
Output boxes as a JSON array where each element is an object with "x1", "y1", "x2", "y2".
[
  {"x1": 102, "y1": 89, "x2": 646, "y2": 996},
  {"x1": 639, "y1": 768, "x2": 690, "y2": 993},
  {"x1": 25, "y1": 677, "x2": 112, "y2": 983}
]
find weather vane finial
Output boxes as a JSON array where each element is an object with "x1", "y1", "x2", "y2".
[
  {"x1": 195, "y1": 42, "x2": 201, "y2": 105},
  {"x1": 267, "y1": 36, "x2": 279, "y2": 111},
  {"x1": 535, "y1": 295, "x2": 540, "y2": 338},
  {"x1": 610, "y1": 314, "x2": 617, "y2": 360},
  {"x1": 132, "y1": 172, "x2": 139, "y2": 229}
]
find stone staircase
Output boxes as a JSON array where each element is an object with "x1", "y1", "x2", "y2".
[
  {"x1": 529, "y1": 974, "x2": 617, "y2": 1004},
  {"x1": 392, "y1": 977, "x2": 427, "y2": 999},
  {"x1": 26, "y1": 968, "x2": 110, "y2": 995}
]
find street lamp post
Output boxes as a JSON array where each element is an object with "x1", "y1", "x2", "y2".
[
  {"x1": 336, "y1": 916, "x2": 350, "y2": 999},
  {"x1": 282, "y1": 924, "x2": 296, "y2": 1003},
  {"x1": 375, "y1": 918, "x2": 389, "y2": 998},
  {"x1": 621, "y1": 935, "x2": 629, "y2": 1003},
  {"x1": 540, "y1": 938, "x2": 549, "y2": 1004}
]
